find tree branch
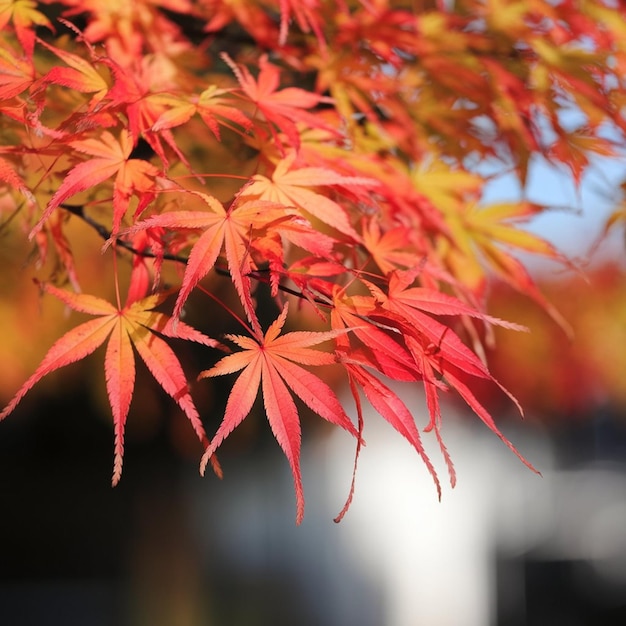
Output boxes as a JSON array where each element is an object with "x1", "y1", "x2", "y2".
[{"x1": 59, "y1": 203, "x2": 332, "y2": 306}]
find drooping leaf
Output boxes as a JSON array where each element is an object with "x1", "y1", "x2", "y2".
[
  {"x1": 204, "y1": 0, "x2": 279, "y2": 47},
  {"x1": 278, "y1": 0, "x2": 325, "y2": 48},
  {"x1": 345, "y1": 362, "x2": 442, "y2": 499},
  {"x1": 0, "y1": 155, "x2": 34, "y2": 205}
]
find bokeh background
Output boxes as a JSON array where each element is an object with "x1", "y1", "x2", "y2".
[{"x1": 1, "y1": 151, "x2": 625, "y2": 625}]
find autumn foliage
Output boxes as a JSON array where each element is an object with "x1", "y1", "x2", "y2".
[
  {"x1": 485, "y1": 263, "x2": 626, "y2": 418},
  {"x1": 1, "y1": 0, "x2": 625, "y2": 523}
]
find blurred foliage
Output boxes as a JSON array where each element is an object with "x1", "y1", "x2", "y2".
[{"x1": 486, "y1": 262, "x2": 626, "y2": 418}]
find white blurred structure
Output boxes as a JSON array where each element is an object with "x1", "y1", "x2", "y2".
[
  {"x1": 189, "y1": 387, "x2": 626, "y2": 625},
  {"x1": 317, "y1": 393, "x2": 553, "y2": 626}
]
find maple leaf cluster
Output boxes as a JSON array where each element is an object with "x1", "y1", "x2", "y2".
[{"x1": 0, "y1": 0, "x2": 624, "y2": 523}]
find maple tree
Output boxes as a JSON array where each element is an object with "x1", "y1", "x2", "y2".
[{"x1": 0, "y1": 0, "x2": 625, "y2": 524}]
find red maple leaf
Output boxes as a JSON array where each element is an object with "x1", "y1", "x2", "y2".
[
  {"x1": 32, "y1": 129, "x2": 159, "y2": 237},
  {"x1": 368, "y1": 270, "x2": 537, "y2": 477},
  {"x1": 198, "y1": 303, "x2": 360, "y2": 524},
  {"x1": 278, "y1": 0, "x2": 325, "y2": 47},
  {"x1": 222, "y1": 53, "x2": 336, "y2": 152},
  {"x1": 121, "y1": 191, "x2": 290, "y2": 333},
  {"x1": 246, "y1": 152, "x2": 373, "y2": 240},
  {"x1": 0, "y1": 280, "x2": 224, "y2": 483}
]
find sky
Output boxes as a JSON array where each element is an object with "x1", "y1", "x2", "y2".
[{"x1": 481, "y1": 142, "x2": 626, "y2": 274}]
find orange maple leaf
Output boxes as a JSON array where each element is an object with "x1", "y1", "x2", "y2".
[
  {"x1": 222, "y1": 53, "x2": 336, "y2": 151},
  {"x1": 0, "y1": 155, "x2": 34, "y2": 205},
  {"x1": 0, "y1": 42, "x2": 35, "y2": 99},
  {"x1": 247, "y1": 152, "x2": 374, "y2": 240},
  {"x1": 0, "y1": 0, "x2": 51, "y2": 58},
  {"x1": 32, "y1": 129, "x2": 159, "y2": 237},
  {"x1": 198, "y1": 303, "x2": 359, "y2": 524},
  {"x1": 33, "y1": 37, "x2": 110, "y2": 110},
  {"x1": 0, "y1": 281, "x2": 223, "y2": 484},
  {"x1": 121, "y1": 191, "x2": 290, "y2": 332},
  {"x1": 361, "y1": 217, "x2": 423, "y2": 274},
  {"x1": 151, "y1": 85, "x2": 252, "y2": 140}
]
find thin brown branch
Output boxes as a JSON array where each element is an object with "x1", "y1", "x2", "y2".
[{"x1": 59, "y1": 203, "x2": 333, "y2": 306}]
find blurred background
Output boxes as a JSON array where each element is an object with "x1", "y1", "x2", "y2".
[{"x1": 1, "y1": 152, "x2": 626, "y2": 625}]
